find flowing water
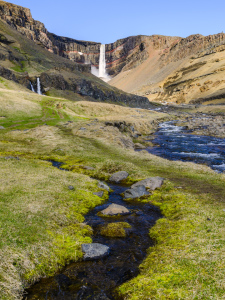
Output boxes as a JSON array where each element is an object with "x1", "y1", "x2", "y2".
[
  {"x1": 24, "y1": 179, "x2": 161, "y2": 299},
  {"x1": 30, "y1": 82, "x2": 35, "y2": 93},
  {"x1": 37, "y1": 78, "x2": 42, "y2": 95},
  {"x1": 145, "y1": 121, "x2": 225, "y2": 173},
  {"x1": 99, "y1": 44, "x2": 106, "y2": 78}
]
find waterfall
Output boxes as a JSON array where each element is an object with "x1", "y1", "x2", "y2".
[
  {"x1": 30, "y1": 81, "x2": 35, "y2": 93},
  {"x1": 37, "y1": 78, "x2": 42, "y2": 95},
  {"x1": 99, "y1": 44, "x2": 106, "y2": 78}
]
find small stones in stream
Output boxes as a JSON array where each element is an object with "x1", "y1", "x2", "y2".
[
  {"x1": 124, "y1": 185, "x2": 150, "y2": 200},
  {"x1": 82, "y1": 243, "x2": 110, "y2": 260},
  {"x1": 131, "y1": 177, "x2": 164, "y2": 190},
  {"x1": 109, "y1": 171, "x2": 129, "y2": 183},
  {"x1": 98, "y1": 204, "x2": 130, "y2": 216},
  {"x1": 98, "y1": 181, "x2": 110, "y2": 191}
]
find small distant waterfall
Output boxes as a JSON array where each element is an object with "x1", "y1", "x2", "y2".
[
  {"x1": 99, "y1": 44, "x2": 106, "y2": 78},
  {"x1": 30, "y1": 81, "x2": 35, "y2": 93},
  {"x1": 37, "y1": 78, "x2": 42, "y2": 95}
]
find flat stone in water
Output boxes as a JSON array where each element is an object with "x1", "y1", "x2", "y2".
[
  {"x1": 131, "y1": 177, "x2": 164, "y2": 190},
  {"x1": 109, "y1": 171, "x2": 129, "y2": 183},
  {"x1": 124, "y1": 185, "x2": 150, "y2": 200},
  {"x1": 100, "y1": 203, "x2": 130, "y2": 216},
  {"x1": 82, "y1": 243, "x2": 110, "y2": 260},
  {"x1": 98, "y1": 181, "x2": 110, "y2": 191}
]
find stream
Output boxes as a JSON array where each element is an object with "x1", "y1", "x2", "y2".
[
  {"x1": 24, "y1": 180, "x2": 162, "y2": 299},
  {"x1": 145, "y1": 121, "x2": 225, "y2": 173}
]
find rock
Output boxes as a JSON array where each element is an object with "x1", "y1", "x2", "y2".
[
  {"x1": 131, "y1": 177, "x2": 164, "y2": 191},
  {"x1": 93, "y1": 191, "x2": 104, "y2": 198},
  {"x1": 0, "y1": 126, "x2": 5, "y2": 129},
  {"x1": 109, "y1": 171, "x2": 129, "y2": 183},
  {"x1": 79, "y1": 127, "x2": 86, "y2": 131},
  {"x1": 124, "y1": 185, "x2": 150, "y2": 200},
  {"x1": 83, "y1": 166, "x2": 95, "y2": 170},
  {"x1": 68, "y1": 185, "x2": 74, "y2": 190},
  {"x1": 82, "y1": 243, "x2": 110, "y2": 260},
  {"x1": 98, "y1": 181, "x2": 110, "y2": 191},
  {"x1": 134, "y1": 143, "x2": 145, "y2": 149},
  {"x1": 100, "y1": 222, "x2": 131, "y2": 238},
  {"x1": 99, "y1": 204, "x2": 130, "y2": 216},
  {"x1": 55, "y1": 274, "x2": 71, "y2": 288}
]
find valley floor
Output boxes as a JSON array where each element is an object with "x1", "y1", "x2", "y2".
[{"x1": 0, "y1": 78, "x2": 225, "y2": 299}]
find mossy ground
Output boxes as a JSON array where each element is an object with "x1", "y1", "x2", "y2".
[
  {"x1": 0, "y1": 83, "x2": 225, "y2": 299},
  {"x1": 100, "y1": 222, "x2": 131, "y2": 238}
]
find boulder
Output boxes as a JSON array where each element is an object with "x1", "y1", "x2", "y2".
[
  {"x1": 99, "y1": 204, "x2": 130, "y2": 216},
  {"x1": 68, "y1": 185, "x2": 74, "y2": 190},
  {"x1": 82, "y1": 243, "x2": 110, "y2": 260},
  {"x1": 0, "y1": 126, "x2": 5, "y2": 129},
  {"x1": 124, "y1": 185, "x2": 150, "y2": 200},
  {"x1": 109, "y1": 171, "x2": 129, "y2": 183},
  {"x1": 98, "y1": 181, "x2": 110, "y2": 191},
  {"x1": 131, "y1": 177, "x2": 164, "y2": 191},
  {"x1": 93, "y1": 191, "x2": 104, "y2": 198}
]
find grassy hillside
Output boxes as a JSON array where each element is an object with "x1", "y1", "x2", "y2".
[{"x1": 0, "y1": 80, "x2": 225, "y2": 299}]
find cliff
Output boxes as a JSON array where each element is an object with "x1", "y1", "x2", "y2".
[{"x1": 1, "y1": 1, "x2": 225, "y2": 104}]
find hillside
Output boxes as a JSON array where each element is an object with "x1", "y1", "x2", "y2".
[
  {"x1": 0, "y1": 1, "x2": 149, "y2": 108},
  {"x1": 109, "y1": 33, "x2": 225, "y2": 105}
]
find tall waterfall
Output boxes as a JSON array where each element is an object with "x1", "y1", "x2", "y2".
[
  {"x1": 37, "y1": 78, "x2": 42, "y2": 95},
  {"x1": 30, "y1": 82, "x2": 35, "y2": 93},
  {"x1": 99, "y1": 44, "x2": 106, "y2": 78}
]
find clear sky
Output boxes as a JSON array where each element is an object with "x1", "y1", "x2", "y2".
[{"x1": 7, "y1": 0, "x2": 225, "y2": 44}]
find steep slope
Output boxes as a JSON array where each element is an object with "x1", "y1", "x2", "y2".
[
  {"x1": 0, "y1": 2, "x2": 149, "y2": 108},
  {"x1": 110, "y1": 33, "x2": 225, "y2": 104}
]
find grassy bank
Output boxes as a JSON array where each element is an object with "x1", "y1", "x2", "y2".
[{"x1": 0, "y1": 84, "x2": 225, "y2": 299}]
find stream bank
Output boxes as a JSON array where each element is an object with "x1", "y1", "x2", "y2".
[{"x1": 24, "y1": 166, "x2": 162, "y2": 299}]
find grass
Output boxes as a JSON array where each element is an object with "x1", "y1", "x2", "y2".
[{"x1": 0, "y1": 84, "x2": 225, "y2": 299}]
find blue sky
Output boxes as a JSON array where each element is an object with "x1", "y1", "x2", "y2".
[{"x1": 8, "y1": 0, "x2": 225, "y2": 43}]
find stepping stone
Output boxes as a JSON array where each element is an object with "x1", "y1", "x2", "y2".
[
  {"x1": 82, "y1": 243, "x2": 110, "y2": 260},
  {"x1": 109, "y1": 171, "x2": 129, "y2": 183},
  {"x1": 98, "y1": 181, "x2": 110, "y2": 191},
  {"x1": 124, "y1": 185, "x2": 150, "y2": 200},
  {"x1": 131, "y1": 177, "x2": 164, "y2": 191},
  {"x1": 99, "y1": 204, "x2": 130, "y2": 216}
]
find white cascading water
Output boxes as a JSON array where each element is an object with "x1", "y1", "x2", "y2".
[
  {"x1": 99, "y1": 44, "x2": 106, "y2": 78},
  {"x1": 30, "y1": 81, "x2": 35, "y2": 93},
  {"x1": 37, "y1": 78, "x2": 42, "y2": 95}
]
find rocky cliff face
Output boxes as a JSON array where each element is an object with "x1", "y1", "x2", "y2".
[
  {"x1": 0, "y1": 2, "x2": 180, "y2": 77},
  {"x1": 2, "y1": 1, "x2": 225, "y2": 104}
]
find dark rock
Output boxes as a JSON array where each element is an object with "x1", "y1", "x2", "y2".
[
  {"x1": 93, "y1": 191, "x2": 104, "y2": 198},
  {"x1": 124, "y1": 185, "x2": 150, "y2": 200},
  {"x1": 54, "y1": 274, "x2": 71, "y2": 288},
  {"x1": 82, "y1": 243, "x2": 110, "y2": 260},
  {"x1": 68, "y1": 185, "x2": 74, "y2": 190},
  {"x1": 99, "y1": 204, "x2": 130, "y2": 216},
  {"x1": 131, "y1": 177, "x2": 164, "y2": 191},
  {"x1": 109, "y1": 171, "x2": 129, "y2": 183},
  {"x1": 98, "y1": 181, "x2": 110, "y2": 191}
]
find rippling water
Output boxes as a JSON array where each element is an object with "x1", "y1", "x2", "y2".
[{"x1": 145, "y1": 121, "x2": 225, "y2": 172}]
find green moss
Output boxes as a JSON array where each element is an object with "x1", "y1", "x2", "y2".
[{"x1": 100, "y1": 222, "x2": 131, "y2": 237}]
